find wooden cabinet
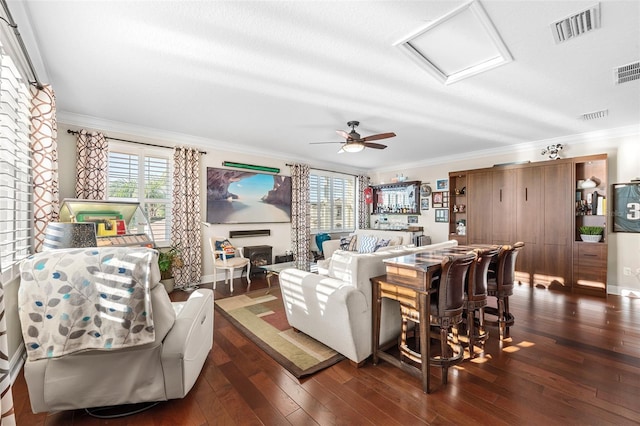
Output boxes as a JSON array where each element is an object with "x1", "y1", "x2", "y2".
[
  {"x1": 466, "y1": 171, "x2": 493, "y2": 245},
  {"x1": 449, "y1": 154, "x2": 608, "y2": 296},
  {"x1": 448, "y1": 173, "x2": 468, "y2": 244},
  {"x1": 540, "y1": 162, "x2": 573, "y2": 290},
  {"x1": 491, "y1": 169, "x2": 516, "y2": 245},
  {"x1": 573, "y1": 154, "x2": 608, "y2": 296}
]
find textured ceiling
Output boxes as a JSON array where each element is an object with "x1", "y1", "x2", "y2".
[{"x1": 15, "y1": 0, "x2": 640, "y2": 171}]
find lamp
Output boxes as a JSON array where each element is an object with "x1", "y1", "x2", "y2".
[
  {"x1": 340, "y1": 142, "x2": 365, "y2": 153},
  {"x1": 222, "y1": 161, "x2": 280, "y2": 174},
  {"x1": 42, "y1": 222, "x2": 97, "y2": 250},
  {"x1": 541, "y1": 144, "x2": 564, "y2": 160}
]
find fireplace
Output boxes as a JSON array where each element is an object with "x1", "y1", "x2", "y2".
[{"x1": 243, "y1": 245, "x2": 272, "y2": 276}]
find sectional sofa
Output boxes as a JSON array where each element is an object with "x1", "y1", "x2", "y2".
[{"x1": 278, "y1": 239, "x2": 458, "y2": 364}]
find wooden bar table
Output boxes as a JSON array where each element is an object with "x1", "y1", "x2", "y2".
[{"x1": 371, "y1": 246, "x2": 479, "y2": 393}]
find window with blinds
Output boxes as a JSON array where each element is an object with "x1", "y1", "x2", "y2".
[
  {"x1": 107, "y1": 144, "x2": 172, "y2": 246},
  {"x1": 309, "y1": 170, "x2": 356, "y2": 233},
  {"x1": 0, "y1": 42, "x2": 32, "y2": 283}
]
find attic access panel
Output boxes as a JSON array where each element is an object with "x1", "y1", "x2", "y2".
[{"x1": 395, "y1": 0, "x2": 512, "y2": 85}]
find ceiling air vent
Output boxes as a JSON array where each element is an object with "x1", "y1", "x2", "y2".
[
  {"x1": 614, "y1": 61, "x2": 640, "y2": 84},
  {"x1": 581, "y1": 109, "x2": 608, "y2": 120},
  {"x1": 551, "y1": 3, "x2": 600, "y2": 44}
]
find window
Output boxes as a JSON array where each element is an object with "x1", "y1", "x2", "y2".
[
  {"x1": 107, "y1": 143, "x2": 172, "y2": 246},
  {"x1": 309, "y1": 170, "x2": 356, "y2": 233},
  {"x1": 0, "y1": 41, "x2": 32, "y2": 283}
]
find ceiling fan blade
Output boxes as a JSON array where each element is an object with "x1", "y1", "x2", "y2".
[
  {"x1": 361, "y1": 132, "x2": 396, "y2": 142},
  {"x1": 336, "y1": 130, "x2": 350, "y2": 139},
  {"x1": 363, "y1": 142, "x2": 387, "y2": 149}
]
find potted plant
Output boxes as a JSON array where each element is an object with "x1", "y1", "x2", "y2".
[
  {"x1": 158, "y1": 244, "x2": 183, "y2": 293},
  {"x1": 579, "y1": 226, "x2": 604, "y2": 243}
]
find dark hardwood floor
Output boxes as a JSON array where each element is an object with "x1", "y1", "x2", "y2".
[{"x1": 14, "y1": 273, "x2": 640, "y2": 425}]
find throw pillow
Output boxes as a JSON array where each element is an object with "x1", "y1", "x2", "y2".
[
  {"x1": 388, "y1": 236, "x2": 403, "y2": 247},
  {"x1": 358, "y1": 235, "x2": 378, "y2": 253},
  {"x1": 215, "y1": 239, "x2": 235, "y2": 259},
  {"x1": 374, "y1": 238, "x2": 391, "y2": 251},
  {"x1": 340, "y1": 234, "x2": 357, "y2": 251}
]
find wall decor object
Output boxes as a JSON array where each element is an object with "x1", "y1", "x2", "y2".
[
  {"x1": 435, "y1": 208, "x2": 448, "y2": 222},
  {"x1": 432, "y1": 191, "x2": 444, "y2": 208},
  {"x1": 612, "y1": 182, "x2": 640, "y2": 233},
  {"x1": 407, "y1": 215, "x2": 418, "y2": 224},
  {"x1": 420, "y1": 183, "x2": 432, "y2": 197},
  {"x1": 206, "y1": 167, "x2": 292, "y2": 224},
  {"x1": 436, "y1": 178, "x2": 449, "y2": 192},
  {"x1": 421, "y1": 197, "x2": 429, "y2": 211}
]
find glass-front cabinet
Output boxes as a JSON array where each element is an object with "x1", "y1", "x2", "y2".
[
  {"x1": 59, "y1": 199, "x2": 155, "y2": 247},
  {"x1": 371, "y1": 181, "x2": 421, "y2": 215}
]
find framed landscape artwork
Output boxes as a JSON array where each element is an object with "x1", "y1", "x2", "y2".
[{"x1": 206, "y1": 167, "x2": 292, "y2": 224}]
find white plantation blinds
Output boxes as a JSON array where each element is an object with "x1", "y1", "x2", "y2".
[
  {"x1": 107, "y1": 145, "x2": 172, "y2": 245},
  {"x1": 309, "y1": 170, "x2": 355, "y2": 233},
  {"x1": 0, "y1": 42, "x2": 32, "y2": 283}
]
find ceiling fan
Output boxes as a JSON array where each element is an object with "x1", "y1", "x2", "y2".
[{"x1": 310, "y1": 121, "x2": 396, "y2": 153}]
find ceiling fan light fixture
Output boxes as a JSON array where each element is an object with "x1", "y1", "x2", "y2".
[{"x1": 341, "y1": 142, "x2": 365, "y2": 153}]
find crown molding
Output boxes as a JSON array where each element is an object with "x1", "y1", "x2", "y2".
[{"x1": 372, "y1": 124, "x2": 640, "y2": 174}]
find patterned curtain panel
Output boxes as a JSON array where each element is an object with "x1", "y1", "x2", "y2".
[
  {"x1": 0, "y1": 282, "x2": 16, "y2": 425},
  {"x1": 171, "y1": 147, "x2": 202, "y2": 289},
  {"x1": 289, "y1": 163, "x2": 310, "y2": 270},
  {"x1": 75, "y1": 130, "x2": 108, "y2": 200},
  {"x1": 357, "y1": 174, "x2": 371, "y2": 229},
  {"x1": 30, "y1": 84, "x2": 59, "y2": 252}
]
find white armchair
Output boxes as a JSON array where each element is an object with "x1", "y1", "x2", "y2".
[
  {"x1": 209, "y1": 236, "x2": 251, "y2": 292},
  {"x1": 18, "y1": 247, "x2": 214, "y2": 413}
]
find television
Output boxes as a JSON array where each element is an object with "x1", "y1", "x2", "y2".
[{"x1": 206, "y1": 167, "x2": 292, "y2": 224}]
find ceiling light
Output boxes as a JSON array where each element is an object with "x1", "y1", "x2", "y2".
[
  {"x1": 394, "y1": 0, "x2": 512, "y2": 85},
  {"x1": 340, "y1": 143, "x2": 365, "y2": 153}
]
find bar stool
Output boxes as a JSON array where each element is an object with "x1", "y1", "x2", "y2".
[
  {"x1": 464, "y1": 246, "x2": 500, "y2": 358},
  {"x1": 485, "y1": 242, "x2": 525, "y2": 340},
  {"x1": 399, "y1": 252, "x2": 476, "y2": 385}
]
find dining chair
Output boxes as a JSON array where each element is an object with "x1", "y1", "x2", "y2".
[
  {"x1": 485, "y1": 242, "x2": 525, "y2": 340},
  {"x1": 399, "y1": 251, "x2": 477, "y2": 385},
  {"x1": 464, "y1": 246, "x2": 500, "y2": 358},
  {"x1": 209, "y1": 236, "x2": 251, "y2": 293}
]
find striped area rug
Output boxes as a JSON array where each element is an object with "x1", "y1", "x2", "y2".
[{"x1": 214, "y1": 287, "x2": 344, "y2": 378}]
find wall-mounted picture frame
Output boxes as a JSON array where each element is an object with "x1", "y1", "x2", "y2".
[
  {"x1": 432, "y1": 191, "x2": 444, "y2": 208},
  {"x1": 436, "y1": 178, "x2": 449, "y2": 192},
  {"x1": 435, "y1": 208, "x2": 448, "y2": 222},
  {"x1": 612, "y1": 182, "x2": 640, "y2": 233},
  {"x1": 407, "y1": 215, "x2": 418, "y2": 224},
  {"x1": 421, "y1": 197, "x2": 429, "y2": 211}
]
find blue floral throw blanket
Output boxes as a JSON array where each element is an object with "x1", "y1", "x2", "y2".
[{"x1": 19, "y1": 247, "x2": 158, "y2": 361}]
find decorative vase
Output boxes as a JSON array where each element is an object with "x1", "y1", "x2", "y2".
[
  {"x1": 160, "y1": 277, "x2": 175, "y2": 293},
  {"x1": 580, "y1": 234, "x2": 602, "y2": 243}
]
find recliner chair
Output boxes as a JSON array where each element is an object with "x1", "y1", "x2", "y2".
[{"x1": 18, "y1": 246, "x2": 214, "y2": 413}]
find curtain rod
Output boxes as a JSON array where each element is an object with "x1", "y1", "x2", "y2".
[
  {"x1": 1, "y1": 0, "x2": 44, "y2": 90},
  {"x1": 67, "y1": 129, "x2": 207, "y2": 155},
  {"x1": 286, "y1": 163, "x2": 360, "y2": 177}
]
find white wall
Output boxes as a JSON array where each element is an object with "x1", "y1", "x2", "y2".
[{"x1": 56, "y1": 123, "x2": 640, "y2": 294}]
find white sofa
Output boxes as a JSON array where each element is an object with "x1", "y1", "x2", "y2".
[
  {"x1": 320, "y1": 229, "x2": 415, "y2": 260},
  {"x1": 279, "y1": 239, "x2": 458, "y2": 364}
]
